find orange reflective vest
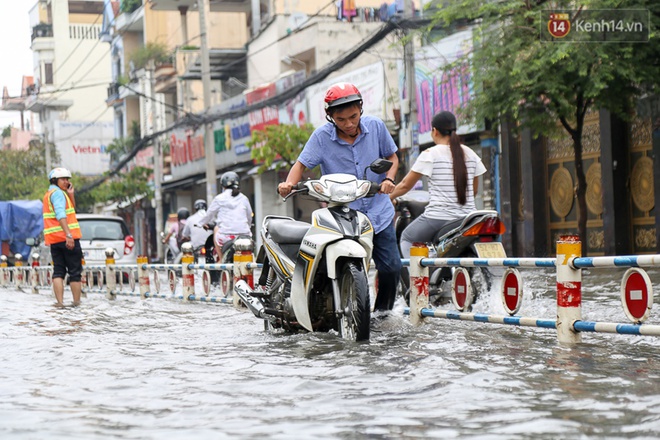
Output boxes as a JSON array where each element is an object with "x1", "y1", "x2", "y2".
[{"x1": 42, "y1": 188, "x2": 82, "y2": 245}]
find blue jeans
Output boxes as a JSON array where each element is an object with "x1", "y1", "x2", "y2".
[{"x1": 372, "y1": 221, "x2": 402, "y2": 311}]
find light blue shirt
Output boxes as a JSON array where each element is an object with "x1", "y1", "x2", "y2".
[
  {"x1": 298, "y1": 115, "x2": 398, "y2": 234},
  {"x1": 47, "y1": 184, "x2": 67, "y2": 220}
]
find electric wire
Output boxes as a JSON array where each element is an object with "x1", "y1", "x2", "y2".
[
  {"x1": 52, "y1": 103, "x2": 111, "y2": 143},
  {"x1": 79, "y1": 17, "x2": 416, "y2": 194},
  {"x1": 39, "y1": 4, "x2": 146, "y2": 107}
]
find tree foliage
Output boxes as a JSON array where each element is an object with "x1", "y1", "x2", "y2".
[
  {"x1": 248, "y1": 123, "x2": 315, "y2": 174},
  {"x1": 428, "y1": 0, "x2": 660, "y2": 254},
  {"x1": 0, "y1": 138, "x2": 153, "y2": 213},
  {"x1": 129, "y1": 42, "x2": 171, "y2": 70},
  {"x1": 0, "y1": 140, "x2": 55, "y2": 200}
]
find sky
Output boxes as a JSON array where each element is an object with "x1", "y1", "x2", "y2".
[{"x1": 0, "y1": 2, "x2": 36, "y2": 130}]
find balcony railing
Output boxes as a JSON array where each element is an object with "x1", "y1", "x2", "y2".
[
  {"x1": 31, "y1": 23, "x2": 53, "y2": 41},
  {"x1": 107, "y1": 82, "x2": 120, "y2": 101}
]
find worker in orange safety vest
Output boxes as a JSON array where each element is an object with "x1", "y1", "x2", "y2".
[{"x1": 42, "y1": 167, "x2": 83, "y2": 307}]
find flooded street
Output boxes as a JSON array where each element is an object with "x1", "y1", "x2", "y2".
[{"x1": 2, "y1": 267, "x2": 660, "y2": 439}]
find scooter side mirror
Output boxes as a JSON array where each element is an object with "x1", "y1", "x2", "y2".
[{"x1": 364, "y1": 159, "x2": 393, "y2": 178}]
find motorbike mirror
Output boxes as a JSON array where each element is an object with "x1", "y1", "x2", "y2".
[{"x1": 364, "y1": 159, "x2": 393, "y2": 178}]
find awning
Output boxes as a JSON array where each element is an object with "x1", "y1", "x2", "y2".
[{"x1": 162, "y1": 162, "x2": 254, "y2": 191}]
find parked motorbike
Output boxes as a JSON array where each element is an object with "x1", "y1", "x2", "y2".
[
  {"x1": 234, "y1": 158, "x2": 393, "y2": 342},
  {"x1": 394, "y1": 190, "x2": 507, "y2": 307}
]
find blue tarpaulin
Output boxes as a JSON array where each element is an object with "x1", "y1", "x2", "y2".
[{"x1": 0, "y1": 200, "x2": 43, "y2": 257}]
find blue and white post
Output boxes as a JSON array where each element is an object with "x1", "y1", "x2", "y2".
[
  {"x1": 556, "y1": 235, "x2": 582, "y2": 344},
  {"x1": 409, "y1": 243, "x2": 429, "y2": 326}
]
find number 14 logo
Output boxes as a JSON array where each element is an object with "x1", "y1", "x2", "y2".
[{"x1": 548, "y1": 13, "x2": 571, "y2": 38}]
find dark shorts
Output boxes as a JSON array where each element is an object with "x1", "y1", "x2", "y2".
[{"x1": 50, "y1": 240, "x2": 84, "y2": 282}]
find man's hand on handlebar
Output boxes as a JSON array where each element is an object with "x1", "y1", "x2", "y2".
[
  {"x1": 278, "y1": 182, "x2": 295, "y2": 197},
  {"x1": 379, "y1": 179, "x2": 395, "y2": 195}
]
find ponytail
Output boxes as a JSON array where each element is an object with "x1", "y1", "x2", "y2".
[
  {"x1": 432, "y1": 111, "x2": 467, "y2": 205},
  {"x1": 449, "y1": 131, "x2": 467, "y2": 205}
]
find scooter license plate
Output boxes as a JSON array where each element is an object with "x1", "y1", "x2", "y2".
[{"x1": 473, "y1": 242, "x2": 506, "y2": 258}]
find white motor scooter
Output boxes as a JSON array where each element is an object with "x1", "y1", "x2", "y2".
[{"x1": 234, "y1": 159, "x2": 393, "y2": 341}]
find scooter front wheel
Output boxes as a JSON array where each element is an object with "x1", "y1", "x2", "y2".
[{"x1": 337, "y1": 261, "x2": 370, "y2": 342}]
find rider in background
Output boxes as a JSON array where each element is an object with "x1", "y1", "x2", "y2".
[
  {"x1": 162, "y1": 208, "x2": 190, "y2": 256},
  {"x1": 180, "y1": 199, "x2": 212, "y2": 250},
  {"x1": 389, "y1": 111, "x2": 487, "y2": 258},
  {"x1": 200, "y1": 171, "x2": 253, "y2": 262},
  {"x1": 277, "y1": 82, "x2": 401, "y2": 312}
]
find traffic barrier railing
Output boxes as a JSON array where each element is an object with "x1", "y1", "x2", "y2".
[
  {"x1": 407, "y1": 235, "x2": 660, "y2": 343},
  {"x1": 1, "y1": 241, "x2": 260, "y2": 309}
]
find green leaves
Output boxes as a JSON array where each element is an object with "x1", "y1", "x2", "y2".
[
  {"x1": 426, "y1": 0, "x2": 659, "y2": 137},
  {"x1": 0, "y1": 139, "x2": 152, "y2": 213},
  {"x1": 248, "y1": 123, "x2": 316, "y2": 174}
]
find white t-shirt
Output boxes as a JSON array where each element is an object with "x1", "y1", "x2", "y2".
[
  {"x1": 181, "y1": 210, "x2": 213, "y2": 248},
  {"x1": 411, "y1": 143, "x2": 487, "y2": 220},
  {"x1": 200, "y1": 189, "x2": 253, "y2": 235}
]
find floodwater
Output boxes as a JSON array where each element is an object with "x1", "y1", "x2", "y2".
[{"x1": 1, "y1": 267, "x2": 660, "y2": 439}]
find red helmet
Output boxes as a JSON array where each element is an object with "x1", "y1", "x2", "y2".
[{"x1": 324, "y1": 82, "x2": 363, "y2": 114}]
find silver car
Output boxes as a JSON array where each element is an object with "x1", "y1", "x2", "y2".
[{"x1": 76, "y1": 214, "x2": 137, "y2": 266}]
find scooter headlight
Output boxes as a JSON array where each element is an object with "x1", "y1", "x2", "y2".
[{"x1": 329, "y1": 181, "x2": 358, "y2": 203}]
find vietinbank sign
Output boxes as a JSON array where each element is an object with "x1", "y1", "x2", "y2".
[{"x1": 54, "y1": 121, "x2": 113, "y2": 176}]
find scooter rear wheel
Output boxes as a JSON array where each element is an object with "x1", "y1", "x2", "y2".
[{"x1": 337, "y1": 261, "x2": 370, "y2": 342}]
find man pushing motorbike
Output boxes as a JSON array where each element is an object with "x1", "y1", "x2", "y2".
[{"x1": 277, "y1": 82, "x2": 401, "y2": 312}]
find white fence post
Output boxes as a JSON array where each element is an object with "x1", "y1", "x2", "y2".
[
  {"x1": 137, "y1": 255, "x2": 150, "y2": 299},
  {"x1": 556, "y1": 235, "x2": 582, "y2": 344},
  {"x1": 232, "y1": 238, "x2": 254, "y2": 308},
  {"x1": 181, "y1": 243, "x2": 195, "y2": 300},
  {"x1": 105, "y1": 248, "x2": 116, "y2": 300},
  {"x1": 409, "y1": 243, "x2": 429, "y2": 326}
]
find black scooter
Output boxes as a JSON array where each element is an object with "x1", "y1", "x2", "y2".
[{"x1": 394, "y1": 190, "x2": 507, "y2": 307}]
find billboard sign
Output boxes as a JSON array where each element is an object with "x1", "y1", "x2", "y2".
[{"x1": 53, "y1": 121, "x2": 114, "y2": 176}]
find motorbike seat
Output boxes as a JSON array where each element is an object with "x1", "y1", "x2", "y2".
[
  {"x1": 268, "y1": 219, "x2": 311, "y2": 244},
  {"x1": 432, "y1": 210, "x2": 501, "y2": 243},
  {"x1": 432, "y1": 218, "x2": 464, "y2": 243}
]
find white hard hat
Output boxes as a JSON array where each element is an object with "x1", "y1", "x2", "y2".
[{"x1": 48, "y1": 167, "x2": 72, "y2": 180}]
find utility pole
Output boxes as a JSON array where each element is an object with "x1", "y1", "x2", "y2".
[
  {"x1": 197, "y1": 0, "x2": 216, "y2": 203},
  {"x1": 403, "y1": 0, "x2": 418, "y2": 173},
  {"x1": 150, "y1": 62, "x2": 164, "y2": 261},
  {"x1": 42, "y1": 109, "x2": 52, "y2": 172}
]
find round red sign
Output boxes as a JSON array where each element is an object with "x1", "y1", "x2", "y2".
[
  {"x1": 620, "y1": 268, "x2": 653, "y2": 323},
  {"x1": 451, "y1": 268, "x2": 472, "y2": 311},
  {"x1": 501, "y1": 268, "x2": 523, "y2": 315}
]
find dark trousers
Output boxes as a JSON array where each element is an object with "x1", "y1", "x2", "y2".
[
  {"x1": 371, "y1": 221, "x2": 402, "y2": 311},
  {"x1": 50, "y1": 240, "x2": 83, "y2": 282}
]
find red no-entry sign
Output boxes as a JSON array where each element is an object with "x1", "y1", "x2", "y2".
[
  {"x1": 501, "y1": 268, "x2": 523, "y2": 315},
  {"x1": 620, "y1": 268, "x2": 653, "y2": 323},
  {"x1": 452, "y1": 268, "x2": 473, "y2": 311}
]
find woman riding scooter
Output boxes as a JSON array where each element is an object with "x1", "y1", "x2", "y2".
[{"x1": 389, "y1": 111, "x2": 487, "y2": 257}]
